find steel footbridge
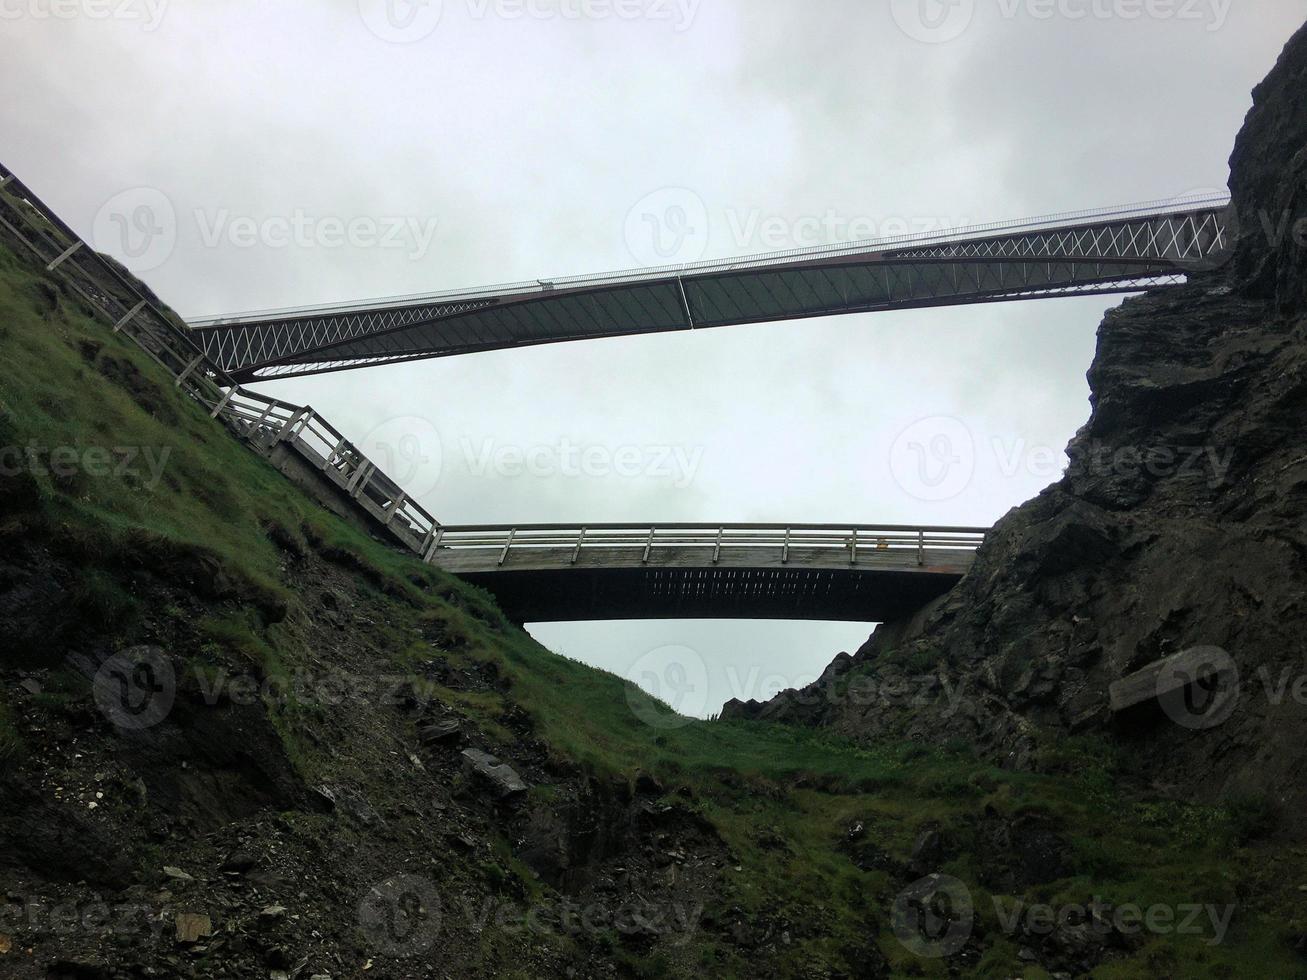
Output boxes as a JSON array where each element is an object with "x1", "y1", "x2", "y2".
[{"x1": 190, "y1": 196, "x2": 1233, "y2": 381}]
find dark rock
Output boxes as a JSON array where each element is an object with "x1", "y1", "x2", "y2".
[
  {"x1": 220, "y1": 850, "x2": 260, "y2": 874},
  {"x1": 633, "y1": 772, "x2": 664, "y2": 797},
  {"x1": 461, "y1": 748, "x2": 528, "y2": 800},
  {"x1": 908, "y1": 827, "x2": 950, "y2": 876},
  {"x1": 417, "y1": 718, "x2": 461, "y2": 745},
  {"x1": 726, "y1": 24, "x2": 1307, "y2": 825}
]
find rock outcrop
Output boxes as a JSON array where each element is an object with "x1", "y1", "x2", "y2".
[{"x1": 727, "y1": 23, "x2": 1307, "y2": 821}]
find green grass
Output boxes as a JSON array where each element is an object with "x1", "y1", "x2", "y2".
[{"x1": 3, "y1": 233, "x2": 1307, "y2": 977}]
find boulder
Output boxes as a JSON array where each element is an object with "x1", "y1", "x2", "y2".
[{"x1": 460, "y1": 748, "x2": 528, "y2": 799}]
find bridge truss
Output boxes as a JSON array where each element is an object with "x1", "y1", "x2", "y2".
[{"x1": 190, "y1": 197, "x2": 1233, "y2": 381}]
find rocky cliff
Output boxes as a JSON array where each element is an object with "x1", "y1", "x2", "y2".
[{"x1": 726, "y1": 23, "x2": 1307, "y2": 821}]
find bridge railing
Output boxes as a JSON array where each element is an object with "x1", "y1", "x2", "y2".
[
  {"x1": 429, "y1": 523, "x2": 987, "y2": 568},
  {"x1": 189, "y1": 194, "x2": 1232, "y2": 328},
  {"x1": 0, "y1": 162, "x2": 443, "y2": 557}
]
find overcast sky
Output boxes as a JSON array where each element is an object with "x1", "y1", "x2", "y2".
[{"x1": 3, "y1": 2, "x2": 1303, "y2": 717}]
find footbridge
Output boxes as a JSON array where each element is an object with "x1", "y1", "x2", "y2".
[
  {"x1": 191, "y1": 196, "x2": 1233, "y2": 380},
  {"x1": 426, "y1": 523, "x2": 985, "y2": 622}
]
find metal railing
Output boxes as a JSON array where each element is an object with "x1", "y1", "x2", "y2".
[
  {"x1": 430, "y1": 523, "x2": 987, "y2": 569},
  {"x1": 0, "y1": 162, "x2": 443, "y2": 557},
  {"x1": 188, "y1": 193, "x2": 1231, "y2": 327}
]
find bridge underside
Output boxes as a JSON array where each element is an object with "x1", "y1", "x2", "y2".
[
  {"x1": 190, "y1": 199, "x2": 1232, "y2": 380},
  {"x1": 456, "y1": 565, "x2": 966, "y2": 623},
  {"x1": 428, "y1": 530, "x2": 980, "y2": 622}
]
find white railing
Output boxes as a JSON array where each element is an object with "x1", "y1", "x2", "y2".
[
  {"x1": 0, "y1": 163, "x2": 443, "y2": 557},
  {"x1": 430, "y1": 523, "x2": 987, "y2": 569}
]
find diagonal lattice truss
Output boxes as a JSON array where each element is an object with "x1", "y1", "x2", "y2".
[{"x1": 190, "y1": 198, "x2": 1233, "y2": 381}]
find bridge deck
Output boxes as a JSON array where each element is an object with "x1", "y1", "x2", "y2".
[
  {"x1": 190, "y1": 197, "x2": 1233, "y2": 380},
  {"x1": 428, "y1": 524, "x2": 983, "y2": 622}
]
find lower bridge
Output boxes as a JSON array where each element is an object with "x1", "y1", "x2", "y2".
[{"x1": 426, "y1": 524, "x2": 985, "y2": 622}]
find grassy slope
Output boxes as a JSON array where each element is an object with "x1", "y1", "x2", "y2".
[{"x1": 1, "y1": 237, "x2": 1305, "y2": 978}]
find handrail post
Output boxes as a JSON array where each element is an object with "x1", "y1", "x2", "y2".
[
  {"x1": 112, "y1": 299, "x2": 148, "y2": 333},
  {"x1": 208, "y1": 385, "x2": 238, "y2": 419},
  {"x1": 571, "y1": 527, "x2": 586, "y2": 565},
  {"x1": 275, "y1": 406, "x2": 309, "y2": 443},
  {"x1": 423, "y1": 527, "x2": 445, "y2": 563},
  {"x1": 498, "y1": 528, "x2": 516, "y2": 566},
  {"x1": 917, "y1": 529, "x2": 925, "y2": 566},
  {"x1": 45, "y1": 240, "x2": 83, "y2": 271},
  {"x1": 642, "y1": 527, "x2": 655, "y2": 564},
  {"x1": 174, "y1": 352, "x2": 206, "y2": 387},
  {"x1": 327, "y1": 437, "x2": 348, "y2": 468},
  {"x1": 348, "y1": 462, "x2": 375, "y2": 499},
  {"x1": 713, "y1": 526, "x2": 723, "y2": 565},
  {"x1": 850, "y1": 527, "x2": 858, "y2": 566},
  {"x1": 782, "y1": 526, "x2": 791, "y2": 564},
  {"x1": 386, "y1": 492, "x2": 407, "y2": 526}
]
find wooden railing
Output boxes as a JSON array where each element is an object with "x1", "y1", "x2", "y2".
[{"x1": 0, "y1": 163, "x2": 442, "y2": 556}]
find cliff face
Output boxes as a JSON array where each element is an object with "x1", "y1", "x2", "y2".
[{"x1": 727, "y1": 24, "x2": 1307, "y2": 817}]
